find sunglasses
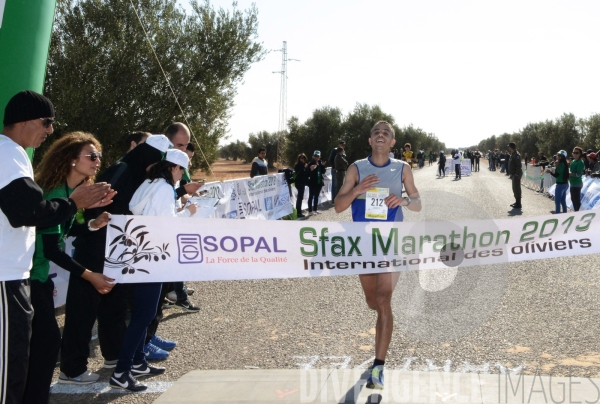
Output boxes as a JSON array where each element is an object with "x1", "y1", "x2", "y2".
[
  {"x1": 39, "y1": 118, "x2": 54, "y2": 128},
  {"x1": 83, "y1": 152, "x2": 102, "y2": 161},
  {"x1": 573, "y1": 151, "x2": 581, "y2": 155},
  {"x1": 178, "y1": 166, "x2": 185, "y2": 171}
]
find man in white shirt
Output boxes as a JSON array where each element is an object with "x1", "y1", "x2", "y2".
[
  {"x1": 453, "y1": 150, "x2": 461, "y2": 180},
  {"x1": 0, "y1": 91, "x2": 114, "y2": 403}
]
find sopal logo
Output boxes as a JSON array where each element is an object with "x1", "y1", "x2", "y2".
[{"x1": 177, "y1": 234, "x2": 287, "y2": 264}]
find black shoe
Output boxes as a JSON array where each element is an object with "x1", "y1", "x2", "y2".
[
  {"x1": 110, "y1": 372, "x2": 147, "y2": 392},
  {"x1": 175, "y1": 299, "x2": 200, "y2": 312},
  {"x1": 297, "y1": 213, "x2": 305, "y2": 218},
  {"x1": 131, "y1": 363, "x2": 166, "y2": 378},
  {"x1": 512, "y1": 204, "x2": 522, "y2": 209},
  {"x1": 510, "y1": 203, "x2": 516, "y2": 207}
]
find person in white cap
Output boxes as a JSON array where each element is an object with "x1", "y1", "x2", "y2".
[
  {"x1": 106, "y1": 150, "x2": 196, "y2": 392},
  {"x1": 59, "y1": 134, "x2": 170, "y2": 385}
]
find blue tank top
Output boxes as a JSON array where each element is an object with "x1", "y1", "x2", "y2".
[{"x1": 351, "y1": 156, "x2": 406, "y2": 222}]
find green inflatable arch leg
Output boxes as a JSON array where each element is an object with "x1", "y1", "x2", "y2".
[{"x1": 0, "y1": 0, "x2": 57, "y2": 161}]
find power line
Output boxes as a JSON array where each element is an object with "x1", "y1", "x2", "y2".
[
  {"x1": 128, "y1": 0, "x2": 216, "y2": 180},
  {"x1": 272, "y1": 41, "x2": 299, "y2": 165}
]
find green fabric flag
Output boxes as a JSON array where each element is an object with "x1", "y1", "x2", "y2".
[{"x1": 0, "y1": 0, "x2": 57, "y2": 162}]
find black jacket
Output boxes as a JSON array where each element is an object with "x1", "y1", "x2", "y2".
[
  {"x1": 72, "y1": 143, "x2": 163, "y2": 272},
  {"x1": 293, "y1": 162, "x2": 309, "y2": 187}
]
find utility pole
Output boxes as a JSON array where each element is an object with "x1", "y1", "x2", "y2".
[{"x1": 273, "y1": 41, "x2": 299, "y2": 165}]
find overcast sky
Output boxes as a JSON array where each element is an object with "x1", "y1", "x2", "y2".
[{"x1": 182, "y1": 0, "x2": 600, "y2": 148}]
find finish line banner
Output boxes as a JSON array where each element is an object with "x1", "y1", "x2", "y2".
[{"x1": 103, "y1": 211, "x2": 597, "y2": 283}]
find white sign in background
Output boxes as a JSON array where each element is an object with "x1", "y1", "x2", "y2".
[
  {"x1": 445, "y1": 160, "x2": 472, "y2": 175},
  {"x1": 197, "y1": 173, "x2": 294, "y2": 219}
]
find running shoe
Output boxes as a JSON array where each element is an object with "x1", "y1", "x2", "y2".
[
  {"x1": 174, "y1": 299, "x2": 200, "y2": 312},
  {"x1": 366, "y1": 365, "x2": 384, "y2": 390},
  {"x1": 161, "y1": 299, "x2": 175, "y2": 310},
  {"x1": 166, "y1": 288, "x2": 195, "y2": 301},
  {"x1": 58, "y1": 370, "x2": 99, "y2": 384},
  {"x1": 109, "y1": 371, "x2": 147, "y2": 392},
  {"x1": 150, "y1": 334, "x2": 177, "y2": 351},
  {"x1": 131, "y1": 362, "x2": 166, "y2": 378},
  {"x1": 143, "y1": 342, "x2": 169, "y2": 360}
]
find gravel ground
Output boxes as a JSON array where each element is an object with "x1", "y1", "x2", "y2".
[{"x1": 50, "y1": 162, "x2": 600, "y2": 403}]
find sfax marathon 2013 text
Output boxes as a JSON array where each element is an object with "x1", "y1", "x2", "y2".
[{"x1": 299, "y1": 213, "x2": 595, "y2": 270}]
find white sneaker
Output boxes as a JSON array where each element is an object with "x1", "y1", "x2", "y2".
[{"x1": 58, "y1": 370, "x2": 100, "y2": 384}]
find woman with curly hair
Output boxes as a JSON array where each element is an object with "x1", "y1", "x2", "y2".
[{"x1": 24, "y1": 132, "x2": 114, "y2": 403}]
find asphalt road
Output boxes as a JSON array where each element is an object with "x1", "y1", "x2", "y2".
[{"x1": 50, "y1": 161, "x2": 600, "y2": 403}]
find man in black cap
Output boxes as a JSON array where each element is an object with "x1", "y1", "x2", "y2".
[
  {"x1": 507, "y1": 142, "x2": 523, "y2": 209},
  {"x1": 328, "y1": 140, "x2": 346, "y2": 202},
  {"x1": 0, "y1": 90, "x2": 114, "y2": 403}
]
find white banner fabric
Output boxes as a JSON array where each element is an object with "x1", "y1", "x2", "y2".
[
  {"x1": 103, "y1": 211, "x2": 598, "y2": 283},
  {"x1": 195, "y1": 173, "x2": 293, "y2": 220},
  {"x1": 48, "y1": 238, "x2": 74, "y2": 307},
  {"x1": 445, "y1": 160, "x2": 472, "y2": 175}
]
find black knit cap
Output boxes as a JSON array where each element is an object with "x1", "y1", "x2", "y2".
[{"x1": 3, "y1": 90, "x2": 55, "y2": 126}]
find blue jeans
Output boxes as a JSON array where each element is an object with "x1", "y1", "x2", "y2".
[
  {"x1": 555, "y1": 183, "x2": 568, "y2": 213},
  {"x1": 115, "y1": 282, "x2": 162, "y2": 373}
]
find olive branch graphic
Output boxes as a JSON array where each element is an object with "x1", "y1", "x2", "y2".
[{"x1": 104, "y1": 218, "x2": 170, "y2": 275}]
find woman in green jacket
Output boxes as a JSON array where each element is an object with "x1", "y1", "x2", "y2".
[
  {"x1": 569, "y1": 146, "x2": 585, "y2": 211},
  {"x1": 25, "y1": 132, "x2": 112, "y2": 403}
]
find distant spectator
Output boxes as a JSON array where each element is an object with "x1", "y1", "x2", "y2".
[
  {"x1": 437, "y1": 151, "x2": 446, "y2": 177},
  {"x1": 250, "y1": 148, "x2": 268, "y2": 178},
  {"x1": 524, "y1": 153, "x2": 529, "y2": 169},
  {"x1": 534, "y1": 152, "x2": 549, "y2": 193},
  {"x1": 452, "y1": 149, "x2": 461, "y2": 180},
  {"x1": 294, "y1": 154, "x2": 309, "y2": 218},
  {"x1": 328, "y1": 140, "x2": 345, "y2": 201},
  {"x1": 508, "y1": 142, "x2": 522, "y2": 209},
  {"x1": 334, "y1": 147, "x2": 349, "y2": 198},
  {"x1": 546, "y1": 151, "x2": 569, "y2": 214},
  {"x1": 125, "y1": 131, "x2": 150, "y2": 153},
  {"x1": 569, "y1": 146, "x2": 585, "y2": 212},
  {"x1": 307, "y1": 150, "x2": 326, "y2": 215},
  {"x1": 402, "y1": 143, "x2": 413, "y2": 168},
  {"x1": 587, "y1": 153, "x2": 600, "y2": 176}
]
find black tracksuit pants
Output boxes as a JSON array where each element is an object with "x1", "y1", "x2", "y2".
[
  {"x1": 0, "y1": 280, "x2": 32, "y2": 404},
  {"x1": 22, "y1": 279, "x2": 61, "y2": 404},
  {"x1": 60, "y1": 274, "x2": 128, "y2": 377}
]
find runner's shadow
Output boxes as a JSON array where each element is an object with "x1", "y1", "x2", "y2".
[
  {"x1": 337, "y1": 369, "x2": 376, "y2": 404},
  {"x1": 508, "y1": 209, "x2": 523, "y2": 216}
]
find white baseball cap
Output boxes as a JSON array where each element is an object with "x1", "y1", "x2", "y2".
[
  {"x1": 165, "y1": 149, "x2": 189, "y2": 168},
  {"x1": 145, "y1": 134, "x2": 172, "y2": 153}
]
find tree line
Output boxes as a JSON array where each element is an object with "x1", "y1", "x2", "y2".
[
  {"x1": 473, "y1": 112, "x2": 600, "y2": 157},
  {"x1": 41, "y1": 0, "x2": 264, "y2": 171},
  {"x1": 220, "y1": 104, "x2": 446, "y2": 167}
]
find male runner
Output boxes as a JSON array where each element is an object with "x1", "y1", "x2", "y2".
[{"x1": 334, "y1": 121, "x2": 421, "y2": 390}]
